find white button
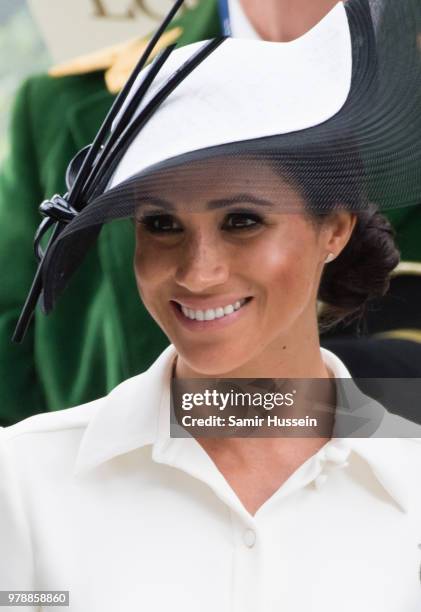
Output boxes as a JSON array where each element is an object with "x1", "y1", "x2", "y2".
[
  {"x1": 243, "y1": 528, "x2": 256, "y2": 548},
  {"x1": 324, "y1": 445, "x2": 350, "y2": 465}
]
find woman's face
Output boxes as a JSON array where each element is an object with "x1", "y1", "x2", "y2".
[{"x1": 134, "y1": 161, "x2": 350, "y2": 375}]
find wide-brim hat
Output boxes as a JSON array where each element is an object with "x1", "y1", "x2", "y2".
[{"x1": 13, "y1": 0, "x2": 421, "y2": 340}]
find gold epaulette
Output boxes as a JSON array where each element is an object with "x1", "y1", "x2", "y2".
[
  {"x1": 48, "y1": 27, "x2": 183, "y2": 94},
  {"x1": 374, "y1": 329, "x2": 421, "y2": 343},
  {"x1": 392, "y1": 261, "x2": 421, "y2": 277}
]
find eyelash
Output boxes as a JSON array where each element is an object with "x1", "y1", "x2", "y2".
[{"x1": 138, "y1": 212, "x2": 265, "y2": 234}]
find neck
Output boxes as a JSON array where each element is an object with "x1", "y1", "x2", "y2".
[
  {"x1": 195, "y1": 428, "x2": 333, "y2": 516},
  {"x1": 174, "y1": 311, "x2": 335, "y2": 497},
  {"x1": 239, "y1": 0, "x2": 340, "y2": 42}
]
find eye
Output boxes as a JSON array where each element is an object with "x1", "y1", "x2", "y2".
[
  {"x1": 138, "y1": 214, "x2": 182, "y2": 234},
  {"x1": 223, "y1": 212, "x2": 264, "y2": 230}
]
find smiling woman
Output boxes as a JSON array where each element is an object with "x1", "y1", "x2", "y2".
[
  {"x1": 133, "y1": 158, "x2": 359, "y2": 379},
  {"x1": 131, "y1": 151, "x2": 398, "y2": 379},
  {"x1": 2, "y1": 0, "x2": 421, "y2": 610}
]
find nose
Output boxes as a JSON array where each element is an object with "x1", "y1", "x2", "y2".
[{"x1": 174, "y1": 231, "x2": 229, "y2": 292}]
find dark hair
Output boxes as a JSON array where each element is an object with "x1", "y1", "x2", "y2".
[
  {"x1": 271, "y1": 138, "x2": 401, "y2": 329},
  {"x1": 317, "y1": 204, "x2": 400, "y2": 329}
]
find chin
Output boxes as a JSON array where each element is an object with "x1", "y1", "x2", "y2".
[{"x1": 175, "y1": 341, "x2": 249, "y2": 377}]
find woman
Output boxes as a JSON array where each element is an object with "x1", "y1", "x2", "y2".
[{"x1": 2, "y1": 1, "x2": 421, "y2": 610}]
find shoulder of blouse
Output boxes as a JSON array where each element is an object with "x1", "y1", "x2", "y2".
[{"x1": 1, "y1": 396, "x2": 103, "y2": 444}]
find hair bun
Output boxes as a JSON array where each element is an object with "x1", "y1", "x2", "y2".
[{"x1": 318, "y1": 203, "x2": 400, "y2": 329}]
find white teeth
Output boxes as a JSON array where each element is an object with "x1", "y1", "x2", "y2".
[
  {"x1": 205, "y1": 309, "x2": 216, "y2": 321},
  {"x1": 179, "y1": 298, "x2": 248, "y2": 321}
]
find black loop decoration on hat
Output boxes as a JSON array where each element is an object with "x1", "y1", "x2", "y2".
[
  {"x1": 39, "y1": 195, "x2": 78, "y2": 225},
  {"x1": 33, "y1": 195, "x2": 78, "y2": 263},
  {"x1": 33, "y1": 217, "x2": 55, "y2": 263}
]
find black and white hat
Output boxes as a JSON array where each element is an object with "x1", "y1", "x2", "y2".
[{"x1": 14, "y1": 0, "x2": 421, "y2": 340}]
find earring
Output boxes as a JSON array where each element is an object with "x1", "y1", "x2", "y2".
[{"x1": 325, "y1": 253, "x2": 335, "y2": 263}]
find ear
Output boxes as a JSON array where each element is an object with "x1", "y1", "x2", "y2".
[{"x1": 321, "y1": 211, "x2": 357, "y2": 260}]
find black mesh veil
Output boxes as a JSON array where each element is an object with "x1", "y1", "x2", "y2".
[{"x1": 12, "y1": 0, "x2": 421, "y2": 339}]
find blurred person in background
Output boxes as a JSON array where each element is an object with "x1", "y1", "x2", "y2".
[
  {"x1": 0, "y1": 1, "x2": 49, "y2": 159},
  {"x1": 1, "y1": 0, "x2": 421, "y2": 427}
]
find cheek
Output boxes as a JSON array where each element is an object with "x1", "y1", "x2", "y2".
[
  {"x1": 133, "y1": 235, "x2": 173, "y2": 299},
  {"x1": 254, "y1": 223, "x2": 321, "y2": 304}
]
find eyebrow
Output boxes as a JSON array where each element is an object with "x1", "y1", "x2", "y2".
[
  {"x1": 137, "y1": 196, "x2": 175, "y2": 211},
  {"x1": 207, "y1": 194, "x2": 275, "y2": 210},
  {"x1": 137, "y1": 193, "x2": 275, "y2": 212}
]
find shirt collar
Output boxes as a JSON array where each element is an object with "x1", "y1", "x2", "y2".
[
  {"x1": 74, "y1": 344, "x2": 413, "y2": 513},
  {"x1": 321, "y1": 349, "x2": 410, "y2": 512},
  {"x1": 74, "y1": 344, "x2": 177, "y2": 475}
]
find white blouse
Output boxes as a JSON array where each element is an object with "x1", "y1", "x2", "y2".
[{"x1": 1, "y1": 345, "x2": 421, "y2": 611}]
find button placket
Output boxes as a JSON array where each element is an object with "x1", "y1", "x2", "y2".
[
  {"x1": 230, "y1": 512, "x2": 259, "y2": 612},
  {"x1": 243, "y1": 528, "x2": 256, "y2": 548}
]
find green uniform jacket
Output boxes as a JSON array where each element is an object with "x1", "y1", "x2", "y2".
[
  {"x1": 1, "y1": 0, "x2": 421, "y2": 425},
  {"x1": 0, "y1": 1, "x2": 222, "y2": 425}
]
